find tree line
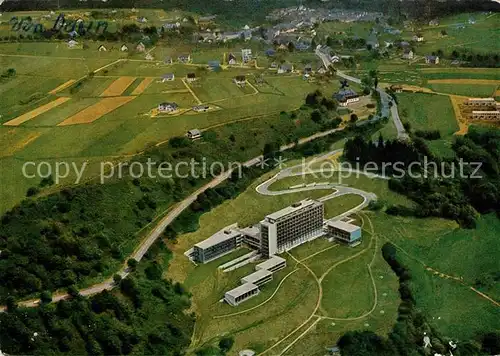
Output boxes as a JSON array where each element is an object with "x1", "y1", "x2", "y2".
[
  {"x1": 338, "y1": 243, "x2": 500, "y2": 355},
  {"x1": 0, "y1": 240, "x2": 194, "y2": 355},
  {"x1": 343, "y1": 126, "x2": 500, "y2": 227}
]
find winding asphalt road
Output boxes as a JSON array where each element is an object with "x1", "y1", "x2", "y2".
[
  {"x1": 315, "y1": 48, "x2": 409, "y2": 140},
  {"x1": 255, "y1": 150, "x2": 379, "y2": 220}
]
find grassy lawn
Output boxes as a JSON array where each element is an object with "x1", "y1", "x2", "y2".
[
  {"x1": 268, "y1": 169, "x2": 412, "y2": 207},
  {"x1": 165, "y1": 164, "x2": 392, "y2": 352},
  {"x1": 415, "y1": 12, "x2": 499, "y2": 54},
  {"x1": 428, "y1": 83, "x2": 498, "y2": 97},
  {"x1": 372, "y1": 212, "x2": 500, "y2": 340},
  {"x1": 397, "y1": 92, "x2": 458, "y2": 157},
  {"x1": 0, "y1": 46, "x2": 339, "y2": 212},
  {"x1": 420, "y1": 67, "x2": 500, "y2": 81}
]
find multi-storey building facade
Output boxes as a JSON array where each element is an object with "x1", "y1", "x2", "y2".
[
  {"x1": 260, "y1": 199, "x2": 324, "y2": 257},
  {"x1": 193, "y1": 224, "x2": 242, "y2": 263}
]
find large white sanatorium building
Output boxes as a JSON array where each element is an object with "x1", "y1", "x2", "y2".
[{"x1": 260, "y1": 199, "x2": 324, "y2": 257}]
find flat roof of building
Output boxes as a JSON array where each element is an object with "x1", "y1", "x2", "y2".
[
  {"x1": 326, "y1": 220, "x2": 361, "y2": 233},
  {"x1": 468, "y1": 98, "x2": 495, "y2": 101},
  {"x1": 241, "y1": 269, "x2": 273, "y2": 284},
  {"x1": 195, "y1": 224, "x2": 240, "y2": 249},
  {"x1": 225, "y1": 282, "x2": 259, "y2": 298},
  {"x1": 239, "y1": 225, "x2": 260, "y2": 238},
  {"x1": 265, "y1": 199, "x2": 322, "y2": 222},
  {"x1": 256, "y1": 255, "x2": 286, "y2": 271}
]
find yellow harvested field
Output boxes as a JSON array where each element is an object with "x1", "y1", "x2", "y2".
[
  {"x1": 449, "y1": 95, "x2": 469, "y2": 136},
  {"x1": 58, "y1": 96, "x2": 135, "y2": 126},
  {"x1": 4, "y1": 97, "x2": 71, "y2": 126},
  {"x1": 0, "y1": 132, "x2": 42, "y2": 157},
  {"x1": 100, "y1": 76, "x2": 136, "y2": 97},
  {"x1": 428, "y1": 79, "x2": 500, "y2": 85},
  {"x1": 48, "y1": 80, "x2": 76, "y2": 94},
  {"x1": 131, "y1": 77, "x2": 154, "y2": 95}
]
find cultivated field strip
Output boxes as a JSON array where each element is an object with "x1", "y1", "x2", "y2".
[
  {"x1": 131, "y1": 77, "x2": 154, "y2": 95},
  {"x1": 427, "y1": 79, "x2": 500, "y2": 85},
  {"x1": 57, "y1": 96, "x2": 135, "y2": 126},
  {"x1": 100, "y1": 76, "x2": 137, "y2": 97},
  {"x1": 4, "y1": 97, "x2": 71, "y2": 126},
  {"x1": 0, "y1": 132, "x2": 42, "y2": 157},
  {"x1": 48, "y1": 79, "x2": 76, "y2": 94}
]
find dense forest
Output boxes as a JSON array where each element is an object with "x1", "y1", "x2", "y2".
[
  {"x1": 338, "y1": 243, "x2": 500, "y2": 356},
  {"x1": 343, "y1": 127, "x2": 500, "y2": 227},
  {"x1": 0, "y1": 241, "x2": 195, "y2": 355}
]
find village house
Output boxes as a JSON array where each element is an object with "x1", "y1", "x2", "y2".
[
  {"x1": 198, "y1": 15, "x2": 217, "y2": 26},
  {"x1": 425, "y1": 55, "x2": 439, "y2": 64},
  {"x1": 233, "y1": 75, "x2": 246, "y2": 86},
  {"x1": 228, "y1": 53, "x2": 237, "y2": 65},
  {"x1": 304, "y1": 63, "x2": 313, "y2": 74},
  {"x1": 413, "y1": 33, "x2": 424, "y2": 42},
  {"x1": 472, "y1": 110, "x2": 500, "y2": 121},
  {"x1": 265, "y1": 48, "x2": 276, "y2": 57},
  {"x1": 219, "y1": 31, "x2": 241, "y2": 42},
  {"x1": 242, "y1": 30, "x2": 252, "y2": 41},
  {"x1": 120, "y1": 44, "x2": 129, "y2": 52},
  {"x1": 198, "y1": 32, "x2": 217, "y2": 43},
  {"x1": 278, "y1": 63, "x2": 294, "y2": 74},
  {"x1": 208, "y1": 60, "x2": 221, "y2": 70},
  {"x1": 366, "y1": 34, "x2": 379, "y2": 49},
  {"x1": 98, "y1": 45, "x2": 107, "y2": 52},
  {"x1": 398, "y1": 41, "x2": 410, "y2": 49},
  {"x1": 402, "y1": 49, "x2": 414, "y2": 60},
  {"x1": 464, "y1": 98, "x2": 497, "y2": 107},
  {"x1": 429, "y1": 19, "x2": 439, "y2": 26},
  {"x1": 241, "y1": 49, "x2": 252, "y2": 63},
  {"x1": 67, "y1": 40, "x2": 79, "y2": 48},
  {"x1": 192, "y1": 105, "x2": 209, "y2": 112},
  {"x1": 186, "y1": 73, "x2": 197, "y2": 82},
  {"x1": 163, "y1": 22, "x2": 180, "y2": 30},
  {"x1": 330, "y1": 55, "x2": 340, "y2": 63},
  {"x1": 187, "y1": 129, "x2": 202, "y2": 140},
  {"x1": 162, "y1": 73, "x2": 175, "y2": 82},
  {"x1": 136, "y1": 42, "x2": 146, "y2": 52},
  {"x1": 270, "y1": 62, "x2": 278, "y2": 69},
  {"x1": 164, "y1": 56, "x2": 173, "y2": 64},
  {"x1": 317, "y1": 66, "x2": 327, "y2": 74},
  {"x1": 158, "y1": 102, "x2": 178, "y2": 113},
  {"x1": 390, "y1": 85, "x2": 403, "y2": 93},
  {"x1": 334, "y1": 89, "x2": 360, "y2": 106},
  {"x1": 178, "y1": 54, "x2": 192, "y2": 63},
  {"x1": 295, "y1": 42, "x2": 311, "y2": 51},
  {"x1": 145, "y1": 53, "x2": 154, "y2": 61}
]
